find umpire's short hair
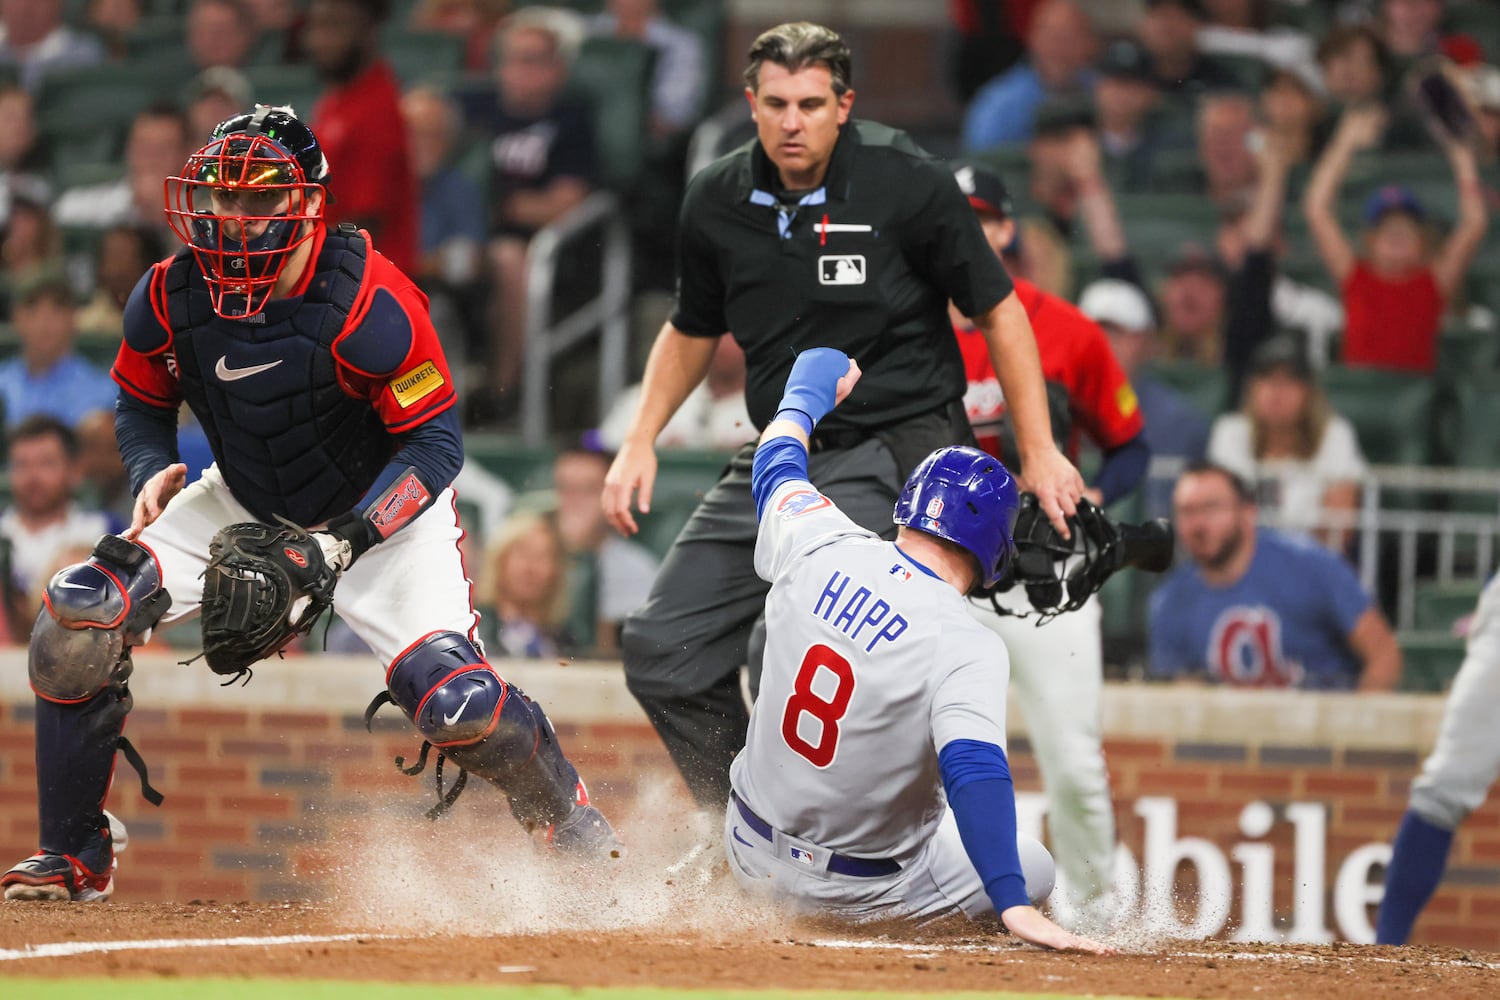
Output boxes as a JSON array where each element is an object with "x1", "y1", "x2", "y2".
[
  {"x1": 743, "y1": 22, "x2": 852, "y2": 96},
  {"x1": 1181, "y1": 460, "x2": 1255, "y2": 505}
]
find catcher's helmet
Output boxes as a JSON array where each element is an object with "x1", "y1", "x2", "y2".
[
  {"x1": 164, "y1": 105, "x2": 331, "y2": 318},
  {"x1": 893, "y1": 445, "x2": 1020, "y2": 590}
]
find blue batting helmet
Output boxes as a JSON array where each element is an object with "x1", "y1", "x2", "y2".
[{"x1": 893, "y1": 446, "x2": 1020, "y2": 590}]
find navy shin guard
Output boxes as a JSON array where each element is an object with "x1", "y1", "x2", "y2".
[
  {"x1": 386, "y1": 631, "x2": 582, "y2": 828},
  {"x1": 35, "y1": 668, "x2": 133, "y2": 858}
]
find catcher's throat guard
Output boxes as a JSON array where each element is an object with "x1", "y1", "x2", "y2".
[
  {"x1": 199, "y1": 519, "x2": 340, "y2": 679},
  {"x1": 990, "y1": 494, "x2": 1174, "y2": 622}
]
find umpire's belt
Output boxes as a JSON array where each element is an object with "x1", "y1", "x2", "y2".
[
  {"x1": 806, "y1": 424, "x2": 869, "y2": 453},
  {"x1": 732, "y1": 791, "x2": 900, "y2": 878}
]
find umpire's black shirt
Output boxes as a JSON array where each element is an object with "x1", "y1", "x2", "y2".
[{"x1": 671, "y1": 118, "x2": 1014, "y2": 435}]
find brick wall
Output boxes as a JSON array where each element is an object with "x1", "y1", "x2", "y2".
[{"x1": 1, "y1": 657, "x2": 1496, "y2": 949}]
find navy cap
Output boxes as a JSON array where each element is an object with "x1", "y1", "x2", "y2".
[
  {"x1": 1100, "y1": 38, "x2": 1156, "y2": 83},
  {"x1": 1363, "y1": 185, "x2": 1426, "y2": 225},
  {"x1": 1250, "y1": 334, "x2": 1313, "y2": 382},
  {"x1": 952, "y1": 161, "x2": 1013, "y2": 219}
]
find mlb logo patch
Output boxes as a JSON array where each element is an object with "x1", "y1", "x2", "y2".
[
  {"x1": 788, "y1": 847, "x2": 815, "y2": 866},
  {"x1": 818, "y1": 255, "x2": 866, "y2": 286},
  {"x1": 889, "y1": 564, "x2": 911, "y2": 582},
  {"x1": 777, "y1": 488, "x2": 832, "y2": 519},
  {"x1": 925, "y1": 497, "x2": 944, "y2": 518}
]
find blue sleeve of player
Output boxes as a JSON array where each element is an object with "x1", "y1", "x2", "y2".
[
  {"x1": 357, "y1": 404, "x2": 464, "y2": 508},
  {"x1": 115, "y1": 392, "x2": 180, "y2": 495},
  {"x1": 750, "y1": 436, "x2": 811, "y2": 521},
  {"x1": 938, "y1": 739, "x2": 1029, "y2": 912}
]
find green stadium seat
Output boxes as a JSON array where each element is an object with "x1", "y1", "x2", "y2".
[
  {"x1": 35, "y1": 61, "x2": 186, "y2": 136},
  {"x1": 462, "y1": 434, "x2": 557, "y2": 492},
  {"x1": 568, "y1": 36, "x2": 657, "y2": 191},
  {"x1": 52, "y1": 160, "x2": 124, "y2": 193},
  {"x1": 1449, "y1": 375, "x2": 1500, "y2": 470},
  {"x1": 1398, "y1": 630, "x2": 1466, "y2": 693},
  {"x1": 634, "y1": 495, "x2": 700, "y2": 561},
  {"x1": 1116, "y1": 193, "x2": 1221, "y2": 271},
  {"x1": 42, "y1": 123, "x2": 122, "y2": 175},
  {"x1": 240, "y1": 63, "x2": 322, "y2": 117},
  {"x1": 126, "y1": 17, "x2": 185, "y2": 61},
  {"x1": 971, "y1": 141, "x2": 1031, "y2": 186},
  {"x1": 1138, "y1": 359, "x2": 1229, "y2": 419},
  {"x1": 385, "y1": 30, "x2": 468, "y2": 86},
  {"x1": 1413, "y1": 580, "x2": 1483, "y2": 632},
  {"x1": 1142, "y1": 146, "x2": 1204, "y2": 194},
  {"x1": 1318, "y1": 364, "x2": 1436, "y2": 467},
  {"x1": 1436, "y1": 319, "x2": 1497, "y2": 381}
]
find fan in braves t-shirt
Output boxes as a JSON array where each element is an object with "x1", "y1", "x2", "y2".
[{"x1": 1148, "y1": 462, "x2": 1402, "y2": 691}]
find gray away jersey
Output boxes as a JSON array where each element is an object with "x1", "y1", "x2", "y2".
[{"x1": 731, "y1": 479, "x2": 1011, "y2": 861}]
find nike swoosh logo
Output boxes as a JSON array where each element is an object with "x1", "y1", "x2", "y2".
[
  {"x1": 215, "y1": 356, "x2": 283, "y2": 381},
  {"x1": 442, "y1": 688, "x2": 478, "y2": 727},
  {"x1": 55, "y1": 580, "x2": 93, "y2": 590},
  {"x1": 732, "y1": 826, "x2": 754, "y2": 848}
]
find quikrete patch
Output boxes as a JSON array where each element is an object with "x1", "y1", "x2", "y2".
[{"x1": 390, "y1": 361, "x2": 444, "y2": 408}]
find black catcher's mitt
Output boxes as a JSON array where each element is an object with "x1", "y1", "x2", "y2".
[
  {"x1": 200, "y1": 520, "x2": 339, "y2": 678},
  {"x1": 997, "y1": 494, "x2": 1174, "y2": 621}
]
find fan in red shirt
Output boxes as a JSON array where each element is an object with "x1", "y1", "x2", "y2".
[
  {"x1": 1303, "y1": 104, "x2": 1488, "y2": 374},
  {"x1": 949, "y1": 161, "x2": 1147, "y2": 504},
  {"x1": 305, "y1": 0, "x2": 418, "y2": 276}
]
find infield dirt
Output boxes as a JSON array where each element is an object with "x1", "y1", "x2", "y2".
[{"x1": 4, "y1": 901, "x2": 1499, "y2": 998}]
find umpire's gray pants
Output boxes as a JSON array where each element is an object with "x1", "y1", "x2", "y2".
[{"x1": 621, "y1": 437, "x2": 903, "y2": 807}]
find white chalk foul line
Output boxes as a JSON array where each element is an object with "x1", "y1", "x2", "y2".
[
  {"x1": 0, "y1": 932, "x2": 406, "y2": 962},
  {"x1": 806, "y1": 938, "x2": 1500, "y2": 971}
]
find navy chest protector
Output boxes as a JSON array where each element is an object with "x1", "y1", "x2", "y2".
[{"x1": 163, "y1": 226, "x2": 393, "y2": 526}]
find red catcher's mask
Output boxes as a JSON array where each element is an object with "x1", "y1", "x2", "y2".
[{"x1": 164, "y1": 132, "x2": 324, "y2": 319}]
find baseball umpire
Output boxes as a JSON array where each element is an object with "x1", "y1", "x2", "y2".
[
  {"x1": 726, "y1": 344, "x2": 1111, "y2": 953},
  {"x1": 602, "y1": 22, "x2": 1084, "y2": 810},
  {"x1": 2, "y1": 106, "x2": 620, "y2": 902},
  {"x1": 951, "y1": 160, "x2": 1149, "y2": 930}
]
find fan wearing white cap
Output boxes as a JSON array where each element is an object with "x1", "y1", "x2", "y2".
[
  {"x1": 950, "y1": 160, "x2": 1151, "y2": 933},
  {"x1": 1078, "y1": 278, "x2": 1210, "y2": 520}
]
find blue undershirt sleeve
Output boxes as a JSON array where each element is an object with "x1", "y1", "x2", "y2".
[
  {"x1": 939, "y1": 738, "x2": 1030, "y2": 913},
  {"x1": 750, "y1": 431, "x2": 812, "y2": 521},
  {"x1": 1092, "y1": 431, "x2": 1150, "y2": 507},
  {"x1": 115, "y1": 391, "x2": 180, "y2": 496},
  {"x1": 356, "y1": 404, "x2": 464, "y2": 510}
]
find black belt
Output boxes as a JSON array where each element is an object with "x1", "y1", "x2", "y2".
[
  {"x1": 732, "y1": 791, "x2": 901, "y2": 878},
  {"x1": 804, "y1": 400, "x2": 964, "y2": 455},
  {"x1": 806, "y1": 424, "x2": 869, "y2": 453}
]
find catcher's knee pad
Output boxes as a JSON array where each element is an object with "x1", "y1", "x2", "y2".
[
  {"x1": 387, "y1": 631, "x2": 524, "y2": 751},
  {"x1": 386, "y1": 631, "x2": 581, "y2": 827},
  {"x1": 30, "y1": 535, "x2": 170, "y2": 704}
]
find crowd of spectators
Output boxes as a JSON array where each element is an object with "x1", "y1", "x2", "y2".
[{"x1": 0, "y1": 0, "x2": 1494, "y2": 694}]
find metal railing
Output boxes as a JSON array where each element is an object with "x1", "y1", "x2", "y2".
[
  {"x1": 1146, "y1": 458, "x2": 1500, "y2": 632},
  {"x1": 520, "y1": 192, "x2": 632, "y2": 445}
]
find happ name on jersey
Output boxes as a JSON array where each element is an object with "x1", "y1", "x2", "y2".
[{"x1": 811, "y1": 568, "x2": 910, "y2": 652}]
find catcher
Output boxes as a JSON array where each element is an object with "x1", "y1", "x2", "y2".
[{"x1": 3, "y1": 106, "x2": 622, "y2": 903}]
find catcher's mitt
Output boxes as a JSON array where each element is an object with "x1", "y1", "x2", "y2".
[
  {"x1": 199, "y1": 519, "x2": 340, "y2": 678},
  {"x1": 996, "y1": 494, "x2": 1174, "y2": 622}
]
